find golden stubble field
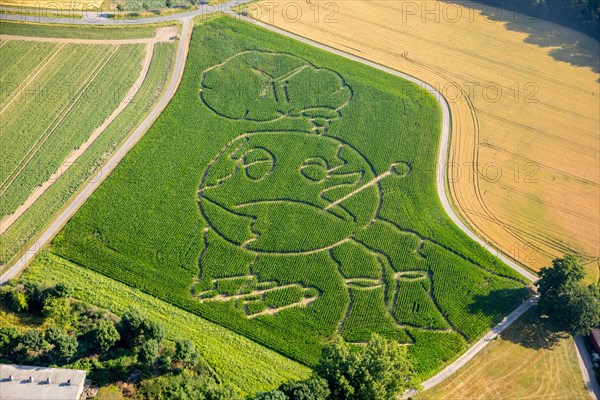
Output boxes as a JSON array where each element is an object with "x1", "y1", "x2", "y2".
[
  {"x1": 414, "y1": 307, "x2": 590, "y2": 399},
  {"x1": 248, "y1": 0, "x2": 600, "y2": 275},
  {"x1": 0, "y1": 0, "x2": 104, "y2": 9}
]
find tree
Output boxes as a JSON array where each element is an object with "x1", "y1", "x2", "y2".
[
  {"x1": 315, "y1": 335, "x2": 416, "y2": 400},
  {"x1": 537, "y1": 254, "x2": 585, "y2": 314},
  {"x1": 49, "y1": 283, "x2": 73, "y2": 299},
  {"x1": 558, "y1": 282, "x2": 600, "y2": 335},
  {"x1": 119, "y1": 308, "x2": 146, "y2": 346},
  {"x1": 174, "y1": 339, "x2": 197, "y2": 364},
  {"x1": 280, "y1": 377, "x2": 329, "y2": 400},
  {"x1": 139, "y1": 339, "x2": 160, "y2": 365},
  {"x1": 138, "y1": 370, "x2": 242, "y2": 400},
  {"x1": 119, "y1": 309, "x2": 164, "y2": 346},
  {"x1": 143, "y1": 320, "x2": 165, "y2": 343},
  {"x1": 94, "y1": 319, "x2": 121, "y2": 352},
  {"x1": 353, "y1": 334, "x2": 416, "y2": 399},
  {"x1": 254, "y1": 390, "x2": 288, "y2": 400},
  {"x1": 19, "y1": 329, "x2": 46, "y2": 353},
  {"x1": 43, "y1": 296, "x2": 76, "y2": 330},
  {"x1": 0, "y1": 326, "x2": 19, "y2": 354},
  {"x1": 314, "y1": 336, "x2": 355, "y2": 399},
  {"x1": 45, "y1": 326, "x2": 64, "y2": 343},
  {"x1": 537, "y1": 255, "x2": 600, "y2": 335},
  {"x1": 9, "y1": 290, "x2": 28, "y2": 312},
  {"x1": 46, "y1": 327, "x2": 77, "y2": 361}
]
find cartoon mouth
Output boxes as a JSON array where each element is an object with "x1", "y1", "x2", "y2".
[{"x1": 234, "y1": 199, "x2": 356, "y2": 222}]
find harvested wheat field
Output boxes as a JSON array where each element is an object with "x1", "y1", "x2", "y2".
[
  {"x1": 0, "y1": 0, "x2": 103, "y2": 9},
  {"x1": 248, "y1": 0, "x2": 600, "y2": 273},
  {"x1": 415, "y1": 306, "x2": 590, "y2": 400}
]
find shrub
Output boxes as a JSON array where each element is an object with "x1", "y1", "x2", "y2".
[
  {"x1": 139, "y1": 339, "x2": 160, "y2": 365},
  {"x1": 94, "y1": 319, "x2": 121, "y2": 352},
  {"x1": 0, "y1": 326, "x2": 19, "y2": 354},
  {"x1": 19, "y1": 329, "x2": 46, "y2": 353}
]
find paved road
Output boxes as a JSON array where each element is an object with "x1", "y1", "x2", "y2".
[
  {"x1": 0, "y1": 17, "x2": 193, "y2": 284},
  {"x1": 402, "y1": 296, "x2": 538, "y2": 398},
  {"x1": 0, "y1": 1, "x2": 245, "y2": 25},
  {"x1": 3, "y1": 8, "x2": 596, "y2": 399},
  {"x1": 233, "y1": 13, "x2": 600, "y2": 398},
  {"x1": 235, "y1": 13, "x2": 538, "y2": 283},
  {"x1": 575, "y1": 335, "x2": 600, "y2": 400}
]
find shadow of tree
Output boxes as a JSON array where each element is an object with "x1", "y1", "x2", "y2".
[
  {"x1": 500, "y1": 309, "x2": 568, "y2": 350},
  {"x1": 468, "y1": 287, "x2": 566, "y2": 350},
  {"x1": 442, "y1": 1, "x2": 600, "y2": 77}
]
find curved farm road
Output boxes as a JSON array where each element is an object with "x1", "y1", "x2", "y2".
[
  {"x1": 0, "y1": 26, "x2": 178, "y2": 235},
  {"x1": 0, "y1": 8, "x2": 597, "y2": 399},
  {"x1": 236, "y1": 15, "x2": 597, "y2": 399}
]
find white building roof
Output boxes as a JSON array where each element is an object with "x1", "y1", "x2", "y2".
[{"x1": 0, "y1": 364, "x2": 86, "y2": 400}]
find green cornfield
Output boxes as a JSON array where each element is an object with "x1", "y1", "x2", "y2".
[{"x1": 46, "y1": 15, "x2": 530, "y2": 380}]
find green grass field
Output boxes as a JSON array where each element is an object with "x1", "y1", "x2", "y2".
[
  {"x1": 46, "y1": 15, "x2": 530, "y2": 379},
  {"x1": 0, "y1": 40, "x2": 175, "y2": 268},
  {"x1": 0, "y1": 21, "x2": 158, "y2": 39},
  {"x1": 22, "y1": 252, "x2": 310, "y2": 394}
]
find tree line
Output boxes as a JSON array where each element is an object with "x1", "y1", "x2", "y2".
[
  {"x1": 467, "y1": 0, "x2": 600, "y2": 40},
  {"x1": 2, "y1": 254, "x2": 597, "y2": 399},
  {"x1": 0, "y1": 279, "x2": 417, "y2": 400}
]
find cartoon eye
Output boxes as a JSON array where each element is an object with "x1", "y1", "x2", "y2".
[
  {"x1": 242, "y1": 148, "x2": 275, "y2": 181},
  {"x1": 300, "y1": 157, "x2": 329, "y2": 182}
]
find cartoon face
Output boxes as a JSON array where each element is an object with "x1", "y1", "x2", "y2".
[
  {"x1": 198, "y1": 132, "x2": 381, "y2": 253},
  {"x1": 200, "y1": 51, "x2": 352, "y2": 124}
]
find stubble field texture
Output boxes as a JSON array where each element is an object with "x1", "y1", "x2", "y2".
[
  {"x1": 247, "y1": 0, "x2": 600, "y2": 277},
  {"x1": 0, "y1": 24, "x2": 177, "y2": 270},
  {"x1": 415, "y1": 306, "x2": 590, "y2": 400},
  {"x1": 41, "y1": 14, "x2": 530, "y2": 382}
]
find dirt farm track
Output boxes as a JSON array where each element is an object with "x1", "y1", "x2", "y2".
[{"x1": 248, "y1": 0, "x2": 600, "y2": 276}]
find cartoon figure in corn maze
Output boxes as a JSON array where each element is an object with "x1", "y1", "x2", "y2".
[{"x1": 193, "y1": 51, "x2": 458, "y2": 340}]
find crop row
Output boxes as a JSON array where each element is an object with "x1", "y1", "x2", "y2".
[
  {"x1": 46, "y1": 16, "x2": 529, "y2": 379},
  {"x1": 0, "y1": 43, "x2": 145, "y2": 219},
  {"x1": 0, "y1": 42, "x2": 175, "y2": 267},
  {"x1": 0, "y1": 41, "x2": 58, "y2": 105}
]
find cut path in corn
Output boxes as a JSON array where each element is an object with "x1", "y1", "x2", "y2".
[
  {"x1": 245, "y1": 0, "x2": 600, "y2": 274},
  {"x1": 0, "y1": 6, "x2": 596, "y2": 398}
]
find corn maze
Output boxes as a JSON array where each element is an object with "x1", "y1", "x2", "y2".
[{"x1": 49, "y1": 16, "x2": 530, "y2": 378}]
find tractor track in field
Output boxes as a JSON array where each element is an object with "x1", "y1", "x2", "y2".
[
  {"x1": 0, "y1": 6, "x2": 597, "y2": 399},
  {"x1": 0, "y1": 26, "x2": 178, "y2": 235},
  {"x1": 0, "y1": 43, "x2": 153, "y2": 234},
  {"x1": 0, "y1": 18, "x2": 193, "y2": 281}
]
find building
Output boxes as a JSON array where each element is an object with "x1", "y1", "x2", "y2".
[
  {"x1": 590, "y1": 327, "x2": 600, "y2": 354},
  {"x1": 0, "y1": 364, "x2": 86, "y2": 400}
]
